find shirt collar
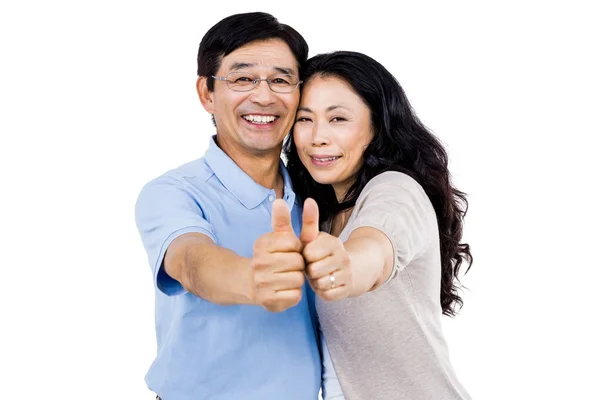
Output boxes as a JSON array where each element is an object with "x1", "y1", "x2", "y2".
[{"x1": 205, "y1": 135, "x2": 296, "y2": 209}]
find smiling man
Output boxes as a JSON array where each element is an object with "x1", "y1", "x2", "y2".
[{"x1": 134, "y1": 12, "x2": 321, "y2": 400}]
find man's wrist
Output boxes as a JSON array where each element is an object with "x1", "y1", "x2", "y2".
[{"x1": 240, "y1": 257, "x2": 257, "y2": 305}]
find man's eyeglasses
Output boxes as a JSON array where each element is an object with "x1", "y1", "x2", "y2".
[{"x1": 211, "y1": 72, "x2": 302, "y2": 93}]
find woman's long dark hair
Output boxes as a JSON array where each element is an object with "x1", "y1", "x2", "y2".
[{"x1": 284, "y1": 51, "x2": 473, "y2": 316}]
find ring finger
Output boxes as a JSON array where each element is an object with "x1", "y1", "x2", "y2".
[{"x1": 313, "y1": 269, "x2": 345, "y2": 291}]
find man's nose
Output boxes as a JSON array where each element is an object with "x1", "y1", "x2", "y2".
[{"x1": 249, "y1": 79, "x2": 276, "y2": 106}]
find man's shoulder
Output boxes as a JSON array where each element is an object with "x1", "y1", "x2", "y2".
[
  {"x1": 168, "y1": 156, "x2": 213, "y2": 180},
  {"x1": 155, "y1": 157, "x2": 213, "y2": 184},
  {"x1": 138, "y1": 156, "x2": 216, "y2": 199}
]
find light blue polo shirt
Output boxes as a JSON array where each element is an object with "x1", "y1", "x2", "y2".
[{"x1": 134, "y1": 136, "x2": 321, "y2": 400}]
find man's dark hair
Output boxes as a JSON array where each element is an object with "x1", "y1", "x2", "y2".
[{"x1": 197, "y1": 12, "x2": 309, "y2": 91}]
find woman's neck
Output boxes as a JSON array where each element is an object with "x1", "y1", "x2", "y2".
[{"x1": 330, "y1": 208, "x2": 353, "y2": 237}]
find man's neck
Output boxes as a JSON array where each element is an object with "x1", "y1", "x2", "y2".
[{"x1": 216, "y1": 137, "x2": 284, "y2": 197}]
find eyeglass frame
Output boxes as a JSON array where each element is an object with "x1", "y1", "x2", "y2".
[{"x1": 210, "y1": 71, "x2": 303, "y2": 93}]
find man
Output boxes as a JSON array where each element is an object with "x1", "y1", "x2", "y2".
[{"x1": 135, "y1": 12, "x2": 321, "y2": 400}]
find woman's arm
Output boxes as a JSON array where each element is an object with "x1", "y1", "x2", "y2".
[
  {"x1": 304, "y1": 172, "x2": 434, "y2": 300},
  {"x1": 343, "y1": 227, "x2": 394, "y2": 296}
]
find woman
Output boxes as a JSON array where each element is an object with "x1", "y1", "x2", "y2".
[{"x1": 284, "y1": 51, "x2": 473, "y2": 399}]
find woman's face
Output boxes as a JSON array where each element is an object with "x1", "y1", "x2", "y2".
[{"x1": 293, "y1": 76, "x2": 374, "y2": 199}]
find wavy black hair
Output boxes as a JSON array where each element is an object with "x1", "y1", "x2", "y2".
[{"x1": 283, "y1": 51, "x2": 473, "y2": 316}]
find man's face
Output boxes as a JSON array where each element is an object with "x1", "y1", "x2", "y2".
[{"x1": 200, "y1": 39, "x2": 301, "y2": 157}]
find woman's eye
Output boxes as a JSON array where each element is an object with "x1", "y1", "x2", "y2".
[
  {"x1": 296, "y1": 117, "x2": 311, "y2": 122},
  {"x1": 330, "y1": 117, "x2": 346, "y2": 122}
]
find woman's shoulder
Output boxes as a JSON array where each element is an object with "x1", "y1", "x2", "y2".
[{"x1": 361, "y1": 170, "x2": 426, "y2": 198}]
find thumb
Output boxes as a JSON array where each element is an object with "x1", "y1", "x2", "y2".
[
  {"x1": 271, "y1": 199, "x2": 294, "y2": 233},
  {"x1": 300, "y1": 198, "x2": 320, "y2": 245}
]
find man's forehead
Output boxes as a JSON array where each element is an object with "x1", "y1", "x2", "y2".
[
  {"x1": 224, "y1": 62, "x2": 295, "y2": 75},
  {"x1": 220, "y1": 41, "x2": 298, "y2": 73}
]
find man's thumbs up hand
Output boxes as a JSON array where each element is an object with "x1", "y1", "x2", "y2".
[{"x1": 251, "y1": 199, "x2": 305, "y2": 313}]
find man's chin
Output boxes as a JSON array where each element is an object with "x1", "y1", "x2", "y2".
[{"x1": 242, "y1": 139, "x2": 284, "y2": 155}]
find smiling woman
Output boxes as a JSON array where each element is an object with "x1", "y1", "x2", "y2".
[
  {"x1": 285, "y1": 51, "x2": 473, "y2": 400},
  {"x1": 4, "y1": 2, "x2": 599, "y2": 400},
  {"x1": 294, "y1": 77, "x2": 374, "y2": 200}
]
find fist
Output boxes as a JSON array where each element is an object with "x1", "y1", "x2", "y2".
[
  {"x1": 301, "y1": 199, "x2": 353, "y2": 301},
  {"x1": 251, "y1": 199, "x2": 305, "y2": 312}
]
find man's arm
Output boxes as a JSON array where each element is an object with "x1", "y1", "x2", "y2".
[
  {"x1": 164, "y1": 232, "x2": 255, "y2": 305},
  {"x1": 163, "y1": 200, "x2": 306, "y2": 312},
  {"x1": 135, "y1": 174, "x2": 304, "y2": 311}
]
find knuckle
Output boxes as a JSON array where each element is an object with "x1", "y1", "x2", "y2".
[
  {"x1": 319, "y1": 277, "x2": 329, "y2": 291},
  {"x1": 292, "y1": 271, "x2": 305, "y2": 287},
  {"x1": 310, "y1": 281, "x2": 319, "y2": 293},
  {"x1": 322, "y1": 290, "x2": 335, "y2": 302},
  {"x1": 270, "y1": 300, "x2": 287, "y2": 313},
  {"x1": 292, "y1": 253, "x2": 306, "y2": 269},
  {"x1": 280, "y1": 253, "x2": 303, "y2": 271},
  {"x1": 306, "y1": 263, "x2": 318, "y2": 278},
  {"x1": 253, "y1": 236, "x2": 268, "y2": 253},
  {"x1": 341, "y1": 252, "x2": 351, "y2": 267},
  {"x1": 290, "y1": 289, "x2": 302, "y2": 304},
  {"x1": 311, "y1": 277, "x2": 322, "y2": 291},
  {"x1": 284, "y1": 234, "x2": 301, "y2": 250},
  {"x1": 254, "y1": 275, "x2": 270, "y2": 290},
  {"x1": 303, "y1": 246, "x2": 316, "y2": 262},
  {"x1": 262, "y1": 297, "x2": 276, "y2": 310},
  {"x1": 250, "y1": 255, "x2": 267, "y2": 271}
]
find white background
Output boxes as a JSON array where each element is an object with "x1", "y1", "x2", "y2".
[{"x1": 1, "y1": 1, "x2": 599, "y2": 399}]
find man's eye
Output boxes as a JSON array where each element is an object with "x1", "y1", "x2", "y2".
[{"x1": 235, "y1": 77, "x2": 253, "y2": 82}]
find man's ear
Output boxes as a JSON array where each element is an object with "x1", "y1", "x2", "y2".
[{"x1": 197, "y1": 76, "x2": 215, "y2": 114}]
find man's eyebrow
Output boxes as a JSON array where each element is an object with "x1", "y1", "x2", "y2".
[
  {"x1": 274, "y1": 66, "x2": 294, "y2": 75},
  {"x1": 228, "y1": 63, "x2": 296, "y2": 75},
  {"x1": 230, "y1": 62, "x2": 254, "y2": 71}
]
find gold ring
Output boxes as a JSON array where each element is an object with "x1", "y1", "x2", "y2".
[{"x1": 329, "y1": 273, "x2": 336, "y2": 289}]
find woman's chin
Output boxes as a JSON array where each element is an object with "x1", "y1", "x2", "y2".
[{"x1": 310, "y1": 175, "x2": 340, "y2": 186}]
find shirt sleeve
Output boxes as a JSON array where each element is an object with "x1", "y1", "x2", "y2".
[
  {"x1": 349, "y1": 172, "x2": 436, "y2": 283},
  {"x1": 134, "y1": 173, "x2": 217, "y2": 296}
]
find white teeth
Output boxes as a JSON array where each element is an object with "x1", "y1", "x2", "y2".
[
  {"x1": 313, "y1": 156, "x2": 339, "y2": 162},
  {"x1": 243, "y1": 115, "x2": 276, "y2": 124}
]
